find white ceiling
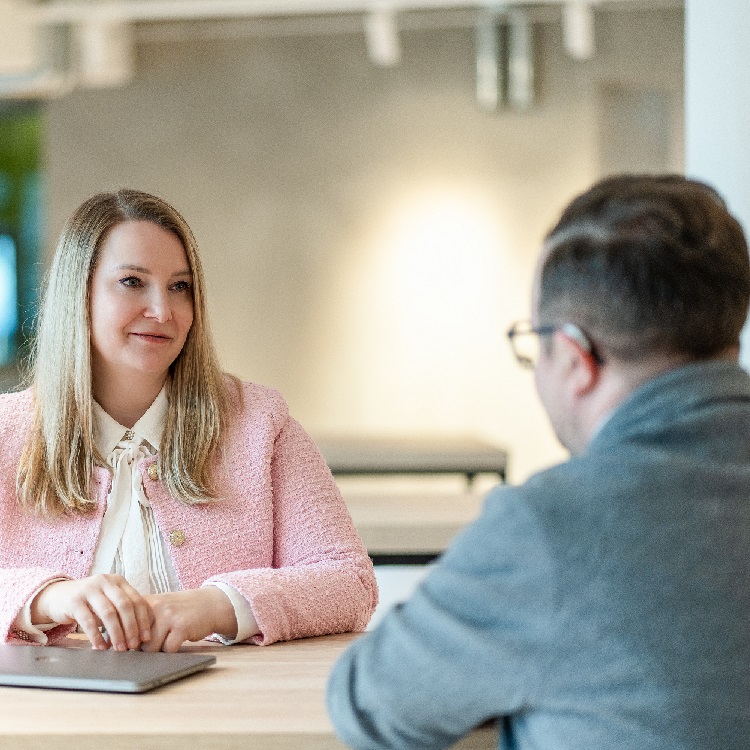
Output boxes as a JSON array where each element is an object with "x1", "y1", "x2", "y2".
[
  {"x1": 1, "y1": 0, "x2": 682, "y2": 99},
  {"x1": 29, "y1": 0, "x2": 681, "y2": 24}
]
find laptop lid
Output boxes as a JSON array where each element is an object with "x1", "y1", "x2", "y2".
[{"x1": 0, "y1": 644, "x2": 216, "y2": 693}]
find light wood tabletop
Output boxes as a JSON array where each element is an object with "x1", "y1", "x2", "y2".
[{"x1": 0, "y1": 632, "x2": 498, "y2": 750}]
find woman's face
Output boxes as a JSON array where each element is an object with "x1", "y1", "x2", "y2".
[{"x1": 89, "y1": 220, "x2": 194, "y2": 387}]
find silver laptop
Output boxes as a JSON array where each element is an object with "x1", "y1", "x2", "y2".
[{"x1": 0, "y1": 644, "x2": 216, "y2": 693}]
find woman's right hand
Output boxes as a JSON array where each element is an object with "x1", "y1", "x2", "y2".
[{"x1": 30, "y1": 574, "x2": 153, "y2": 651}]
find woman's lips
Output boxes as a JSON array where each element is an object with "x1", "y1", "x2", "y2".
[{"x1": 130, "y1": 332, "x2": 172, "y2": 343}]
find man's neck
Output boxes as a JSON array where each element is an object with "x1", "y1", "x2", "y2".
[{"x1": 576, "y1": 348, "x2": 739, "y2": 455}]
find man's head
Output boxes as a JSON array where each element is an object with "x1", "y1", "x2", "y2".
[
  {"x1": 538, "y1": 174, "x2": 750, "y2": 360},
  {"x1": 530, "y1": 174, "x2": 750, "y2": 453}
]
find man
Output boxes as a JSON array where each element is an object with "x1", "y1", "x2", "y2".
[{"x1": 326, "y1": 175, "x2": 750, "y2": 749}]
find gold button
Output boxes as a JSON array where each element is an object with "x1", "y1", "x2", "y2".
[
  {"x1": 168, "y1": 530, "x2": 186, "y2": 547},
  {"x1": 147, "y1": 463, "x2": 159, "y2": 481}
]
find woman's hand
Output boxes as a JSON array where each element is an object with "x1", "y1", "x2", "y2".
[
  {"x1": 30, "y1": 574, "x2": 153, "y2": 651},
  {"x1": 142, "y1": 588, "x2": 238, "y2": 653}
]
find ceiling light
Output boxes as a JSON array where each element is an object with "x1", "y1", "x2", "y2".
[
  {"x1": 364, "y1": 8, "x2": 401, "y2": 67},
  {"x1": 562, "y1": 1, "x2": 595, "y2": 60}
]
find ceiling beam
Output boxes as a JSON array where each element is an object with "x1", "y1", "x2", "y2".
[{"x1": 31, "y1": 0, "x2": 681, "y2": 25}]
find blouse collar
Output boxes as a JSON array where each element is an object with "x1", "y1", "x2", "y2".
[{"x1": 93, "y1": 387, "x2": 168, "y2": 457}]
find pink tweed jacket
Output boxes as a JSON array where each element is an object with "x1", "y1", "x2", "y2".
[{"x1": 0, "y1": 381, "x2": 377, "y2": 646}]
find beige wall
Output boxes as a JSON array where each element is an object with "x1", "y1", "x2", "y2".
[{"x1": 44, "y1": 7, "x2": 683, "y2": 482}]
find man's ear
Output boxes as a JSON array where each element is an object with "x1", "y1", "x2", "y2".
[{"x1": 555, "y1": 330, "x2": 601, "y2": 397}]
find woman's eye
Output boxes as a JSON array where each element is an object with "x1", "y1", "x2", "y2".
[
  {"x1": 119, "y1": 276, "x2": 141, "y2": 288},
  {"x1": 172, "y1": 281, "x2": 192, "y2": 293}
]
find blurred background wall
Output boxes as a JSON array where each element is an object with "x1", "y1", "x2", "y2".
[{"x1": 8, "y1": 3, "x2": 683, "y2": 482}]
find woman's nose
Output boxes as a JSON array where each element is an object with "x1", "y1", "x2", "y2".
[{"x1": 144, "y1": 291, "x2": 172, "y2": 322}]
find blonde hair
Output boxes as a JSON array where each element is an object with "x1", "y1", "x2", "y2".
[{"x1": 19, "y1": 189, "x2": 233, "y2": 515}]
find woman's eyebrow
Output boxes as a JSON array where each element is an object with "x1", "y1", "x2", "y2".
[
  {"x1": 114, "y1": 263, "x2": 150, "y2": 273},
  {"x1": 113, "y1": 264, "x2": 192, "y2": 277}
]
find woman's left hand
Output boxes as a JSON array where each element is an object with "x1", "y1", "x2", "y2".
[{"x1": 141, "y1": 588, "x2": 238, "y2": 652}]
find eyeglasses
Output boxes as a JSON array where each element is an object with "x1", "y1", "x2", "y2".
[{"x1": 506, "y1": 320, "x2": 602, "y2": 369}]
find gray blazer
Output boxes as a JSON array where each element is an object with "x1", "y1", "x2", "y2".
[{"x1": 327, "y1": 360, "x2": 750, "y2": 750}]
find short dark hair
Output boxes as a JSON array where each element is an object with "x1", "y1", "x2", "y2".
[{"x1": 539, "y1": 174, "x2": 750, "y2": 362}]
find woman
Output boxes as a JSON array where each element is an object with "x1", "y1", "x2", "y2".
[{"x1": 0, "y1": 189, "x2": 377, "y2": 652}]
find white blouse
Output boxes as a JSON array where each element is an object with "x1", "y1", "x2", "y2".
[
  {"x1": 91, "y1": 389, "x2": 178, "y2": 593},
  {"x1": 17, "y1": 389, "x2": 258, "y2": 644}
]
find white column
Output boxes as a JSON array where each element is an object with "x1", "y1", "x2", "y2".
[{"x1": 685, "y1": 0, "x2": 750, "y2": 365}]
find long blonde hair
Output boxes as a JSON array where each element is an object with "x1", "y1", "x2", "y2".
[{"x1": 19, "y1": 189, "x2": 233, "y2": 515}]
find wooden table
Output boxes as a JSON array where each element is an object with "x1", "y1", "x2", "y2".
[
  {"x1": 344, "y1": 490, "x2": 485, "y2": 557},
  {"x1": 315, "y1": 435, "x2": 508, "y2": 486},
  {"x1": 0, "y1": 633, "x2": 498, "y2": 750},
  {"x1": 317, "y1": 435, "x2": 506, "y2": 563}
]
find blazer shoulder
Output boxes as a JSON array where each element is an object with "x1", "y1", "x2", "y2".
[
  {"x1": 0, "y1": 388, "x2": 33, "y2": 456},
  {"x1": 0, "y1": 387, "x2": 33, "y2": 424},
  {"x1": 224, "y1": 376, "x2": 290, "y2": 431}
]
